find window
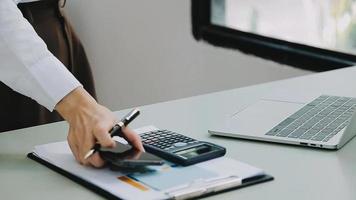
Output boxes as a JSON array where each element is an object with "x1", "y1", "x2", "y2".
[{"x1": 192, "y1": 0, "x2": 356, "y2": 71}]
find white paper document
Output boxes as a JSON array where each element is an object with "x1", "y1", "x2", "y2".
[{"x1": 30, "y1": 126, "x2": 269, "y2": 200}]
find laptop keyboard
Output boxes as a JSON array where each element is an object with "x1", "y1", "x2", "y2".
[{"x1": 265, "y1": 95, "x2": 356, "y2": 142}]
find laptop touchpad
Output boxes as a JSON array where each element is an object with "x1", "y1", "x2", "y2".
[{"x1": 226, "y1": 99, "x2": 305, "y2": 136}]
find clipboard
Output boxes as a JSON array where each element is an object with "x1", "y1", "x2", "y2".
[{"x1": 28, "y1": 141, "x2": 273, "y2": 200}]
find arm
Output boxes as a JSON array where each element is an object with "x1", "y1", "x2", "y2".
[{"x1": 0, "y1": 0, "x2": 143, "y2": 167}]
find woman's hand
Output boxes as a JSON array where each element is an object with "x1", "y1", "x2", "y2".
[{"x1": 55, "y1": 87, "x2": 144, "y2": 167}]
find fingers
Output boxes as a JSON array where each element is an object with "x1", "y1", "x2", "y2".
[
  {"x1": 93, "y1": 124, "x2": 116, "y2": 148},
  {"x1": 67, "y1": 128, "x2": 80, "y2": 162},
  {"x1": 84, "y1": 122, "x2": 115, "y2": 167},
  {"x1": 79, "y1": 130, "x2": 96, "y2": 166},
  {"x1": 131, "y1": 150, "x2": 143, "y2": 159},
  {"x1": 68, "y1": 125, "x2": 144, "y2": 167},
  {"x1": 69, "y1": 133, "x2": 105, "y2": 168},
  {"x1": 122, "y1": 127, "x2": 145, "y2": 152},
  {"x1": 93, "y1": 122, "x2": 115, "y2": 145},
  {"x1": 88, "y1": 152, "x2": 106, "y2": 168}
]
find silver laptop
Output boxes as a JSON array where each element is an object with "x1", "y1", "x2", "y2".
[{"x1": 209, "y1": 95, "x2": 356, "y2": 149}]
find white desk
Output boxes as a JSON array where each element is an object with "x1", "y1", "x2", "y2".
[{"x1": 1, "y1": 67, "x2": 356, "y2": 200}]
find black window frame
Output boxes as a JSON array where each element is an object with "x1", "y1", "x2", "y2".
[{"x1": 192, "y1": 0, "x2": 356, "y2": 72}]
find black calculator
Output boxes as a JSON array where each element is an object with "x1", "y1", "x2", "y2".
[{"x1": 140, "y1": 130, "x2": 226, "y2": 166}]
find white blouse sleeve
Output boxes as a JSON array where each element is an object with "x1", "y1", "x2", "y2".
[{"x1": 0, "y1": 0, "x2": 82, "y2": 111}]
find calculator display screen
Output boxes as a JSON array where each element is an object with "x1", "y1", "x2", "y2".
[{"x1": 175, "y1": 144, "x2": 211, "y2": 159}]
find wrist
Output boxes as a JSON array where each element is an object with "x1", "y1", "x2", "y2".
[{"x1": 55, "y1": 87, "x2": 97, "y2": 122}]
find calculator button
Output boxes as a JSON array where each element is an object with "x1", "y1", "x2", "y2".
[{"x1": 174, "y1": 142, "x2": 187, "y2": 147}]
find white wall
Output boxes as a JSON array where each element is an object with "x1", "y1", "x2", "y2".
[{"x1": 64, "y1": 0, "x2": 311, "y2": 111}]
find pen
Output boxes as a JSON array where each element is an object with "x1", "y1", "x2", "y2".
[{"x1": 84, "y1": 108, "x2": 141, "y2": 160}]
